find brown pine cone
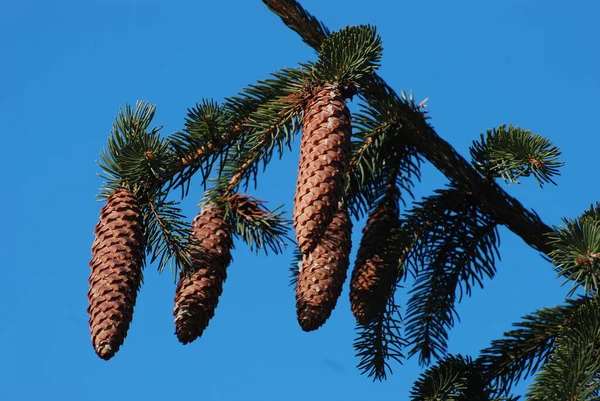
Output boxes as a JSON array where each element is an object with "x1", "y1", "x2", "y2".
[
  {"x1": 350, "y1": 199, "x2": 400, "y2": 325},
  {"x1": 293, "y1": 84, "x2": 352, "y2": 254},
  {"x1": 173, "y1": 203, "x2": 233, "y2": 344},
  {"x1": 88, "y1": 187, "x2": 145, "y2": 360},
  {"x1": 296, "y1": 204, "x2": 352, "y2": 331}
]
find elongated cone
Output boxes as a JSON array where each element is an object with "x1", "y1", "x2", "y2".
[
  {"x1": 350, "y1": 199, "x2": 400, "y2": 325},
  {"x1": 174, "y1": 203, "x2": 233, "y2": 344},
  {"x1": 88, "y1": 187, "x2": 145, "y2": 360},
  {"x1": 293, "y1": 84, "x2": 351, "y2": 254},
  {"x1": 296, "y1": 204, "x2": 352, "y2": 331}
]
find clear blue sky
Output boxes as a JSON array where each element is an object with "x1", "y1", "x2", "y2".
[{"x1": 1, "y1": 0, "x2": 599, "y2": 399}]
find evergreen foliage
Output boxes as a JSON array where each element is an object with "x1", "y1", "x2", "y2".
[
  {"x1": 348, "y1": 95, "x2": 421, "y2": 219},
  {"x1": 548, "y1": 204, "x2": 600, "y2": 296},
  {"x1": 526, "y1": 298, "x2": 600, "y2": 399},
  {"x1": 225, "y1": 193, "x2": 291, "y2": 255},
  {"x1": 87, "y1": 0, "x2": 600, "y2": 398},
  {"x1": 402, "y1": 186, "x2": 500, "y2": 365},
  {"x1": 168, "y1": 99, "x2": 233, "y2": 194},
  {"x1": 478, "y1": 297, "x2": 591, "y2": 395},
  {"x1": 314, "y1": 25, "x2": 382, "y2": 85},
  {"x1": 470, "y1": 124, "x2": 564, "y2": 186},
  {"x1": 409, "y1": 355, "x2": 504, "y2": 401},
  {"x1": 354, "y1": 296, "x2": 405, "y2": 382}
]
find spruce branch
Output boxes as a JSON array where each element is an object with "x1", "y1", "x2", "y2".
[
  {"x1": 98, "y1": 101, "x2": 172, "y2": 198},
  {"x1": 478, "y1": 297, "x2": 591, "y2": 396},
  {"x1": 144, "y1": 196, "x2": 194, "y2": 276},
  {"x1": 314, "y1": 25, "x2": 382, "y2": 85},
  {"x1": 525, "y1": 298, "x2": 600, "y2": 400},
  {"x1": 403, "y1": 187, "x2": 500, "y2": 365},
  {"x1": 346, "y1": 98, "x2": 421, "y2": 219},
  {"x1": 262, "y1": 0, "x2": 329, "y2": 50},
  {"x1": 225, "y1": 193, "x2": 292, "y2": 255},
  {"x1": 409, "y1": 355, "x2": 499, "y2": 401},
  {"x1": 548, "y1": 204, "x2": 600, "y2": 296},
  {"x1": 210, "y1": 67, "x2": 308, "y2": 197},
  {"x1": 470, "y1": 124, "x2": 563, "y2": 186},
  {"x1": 262, "y1": 0, "x2": 556, "y2": 256},
  {"x1": 220, "y1": 105, "x2": 302, "y2": 195},
  {"x1": 582, "y1": 203, "x2": 600, "y2": 221},
  {"x1": 351, "y1": 191, "x2": 407, "y2": 381},
  {"x1": 168, "y1": 99, "x2": 235, "y2": 194},
  {"x1": 354, "y1": 293, "x2": 405, "y2": 382},
  {"x1": 166, "y1": 68, "x2": 310, "y2": 193},
  {"x1": 164, "y1": 124, "x2": 242, "y2": 198},
  {"x1": 224, "y1": 66, "x2": 310, "y2": 120}
]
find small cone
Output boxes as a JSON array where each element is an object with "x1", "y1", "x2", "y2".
[
  {"x1": 88, "y1": 187, "x2": 145, "y2": 360},
  {"x1": 296, "y1": 204, "x2": 352, "y2": 331},
  {"x1": 174, "y1": 203, "x2": 233, "y2": 344},
  {"x1": 350, "y1": 199, "x2": 400, "y2": 325},
  {"x1": 293, "y1": 84, "x2": 351, "y2": 253}
]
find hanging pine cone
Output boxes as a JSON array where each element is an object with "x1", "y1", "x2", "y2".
[
  {"x1": 293, "y1": 84, "x2": 352, "y2": 254},
  {"x1": 296, "y1": 204, "x2": 352, "y2": 331},
  {"x1": 173, "y1": 203, "x2": 233, "y2": 344},
  {"x1": 88, "y1": 187, "x2": 145, "y2": 360},
  {"x1": 349, "y1": 199, "x2": 400, "y2": 325}
]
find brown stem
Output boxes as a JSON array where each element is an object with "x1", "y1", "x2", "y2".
[
  {"x1": 164, "y1": 124, "x2": 244, "y2": 184},
  {"x1": 224, "y1": 100, "x2": 304, "y2": 196},
  {"x1": 262, "y1": 0, "x2": 554, "y2": 255},
  {"x1": 262, "y1": 0, "x2": 328, "y2": 49},
  {"x1": 225, "y1": 150, "x2": 260, "y2": 195}
]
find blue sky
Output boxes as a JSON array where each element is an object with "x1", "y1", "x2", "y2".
[{"x1": 1, "y1": 0, "x2": 599, "y2": 399}]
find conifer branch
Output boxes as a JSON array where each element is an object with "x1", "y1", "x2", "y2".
[
  {"x1": 262, "y1": 0, "x2": 555, "y2": 256},
  {"x1": 548, "y1": 204, "x2": 600, "y2": 296},
  {"x1": 525, "y1": 298, "x2": 600, "y2": 400},
  {"x1": 175, "y1": 129, "x2": 239, "y2": 170},
  {"x1": 262, "y1": 0, "x2": 329, "y2": 50},
  {"x1": 167, "y1": 100, "x2": 241, "y2": 193},
  {"x1": 403, "y1": 187, "x2": 500, "y2": 365},
  {"x1": 220, "y1": 108, "x2": 302, "y2": 196},
  {"x1": 470, "y1": 124, "x2": 563, "y2": 186},
  {"x1": 354, "y1": 299, "x2": 405, "y2": 382},
  {"x1": 478, "y1": 297, "x2": 591, "y2": 396},
  {"x1": 225, "y1": 193, "x2": 292, "y2": 255},
  {"x1": 409, "y1": 355, "x2": 498, "y2": 400},
  {"x1": 208, "y1": 68, "x2": 308, "y2": 198},
  {"x1": 168, "y1": 125, "x2": 243, "y2": 192},
  {"x1": 144, "y1": 196, "x2": 194, "y2": 276},
  {"x1": 314, "y1": 25, "x2": 382, "y2": 85},
  {"x1": 98, "y1": 101, "x2": 172, "y2": 198},
  {"x1": 352, "y1": 188, "x2": 407, "y2": 381},
  {"x1": 346, "y1": 101, "x2": 421, "y2": 219},
  {"x1": 166, "y1": 67, "x2": 309, "y2": 193}
]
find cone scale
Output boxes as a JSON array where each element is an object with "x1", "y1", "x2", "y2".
[
  {"x1": 296, "y1": 205, "x2": 352, "y2": 331},
  {"x1": 293, "y1": 84, "x2": 352, "y2": 254},
  {"x1": 173, "y1": 203, "x2": 233, "y2": 344},
  {"x1": 88, "y1": 187, "x2": 145, "y2": 360}
]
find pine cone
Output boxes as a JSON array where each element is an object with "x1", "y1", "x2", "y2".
[
  {"x1": 174, "y1": 203, "x2": 233, "y2": 344},
  {"x1": 88, "y1": 187, "x2": 145, "y2": 360},
  {"x1": 293, "y1": 84, "x2": 351, "y2": 254},
  {"x1": 296, "y1": 205, "x2": 352, "y2": 331},
  {"x1": 350, "y1": 199, "x2": 400, "y2": 325}
]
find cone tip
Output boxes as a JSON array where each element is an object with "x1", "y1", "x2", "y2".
[{"x1": 94, "y1": 343, "x2": 116, "y2": 361}]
